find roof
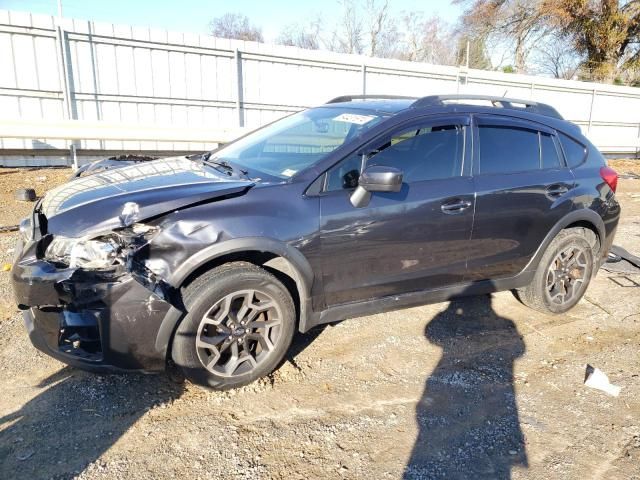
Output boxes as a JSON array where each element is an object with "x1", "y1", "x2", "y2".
[
  {"x1": 323, "y1": 94, "x2": 565, "y2": 121},
  {"x1": 320, "y1": 98, "x2": 417, "y2": 114}
]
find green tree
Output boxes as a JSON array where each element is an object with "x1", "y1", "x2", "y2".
[
  {"x1": 456, "y1": 35, "x2": 493, "y2": 69},
  {"x1": 549, "y1": 0, "x2": 640, "y2": 83}
]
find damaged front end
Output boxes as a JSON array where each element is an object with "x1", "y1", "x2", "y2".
[
  {"x1": 12, "y1": 156, "x2": 256, "y2": 372},
  {"x1": 12, "y1": 203, "x2": 178, "y2": 372}
]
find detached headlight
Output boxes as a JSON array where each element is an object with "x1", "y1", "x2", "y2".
[
  {"x1": 45, "y1": 236, "x2": 120, "y2": 269},
  {"x1": 19, "y1": 217, "x2": 32, "y2": 242}
]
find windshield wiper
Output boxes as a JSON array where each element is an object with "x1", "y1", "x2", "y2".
[{"x1": 200, "y1": 152, "x2": 249, "y2": 178}]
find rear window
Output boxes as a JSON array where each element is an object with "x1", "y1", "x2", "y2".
[
  {"x1": 558, "y1": 133, "x2": 587, "y2": 167},
  {"x1": 478, "y1": 126, "x2": 540, "y2": 174}
]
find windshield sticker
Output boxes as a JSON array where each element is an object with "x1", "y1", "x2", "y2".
[
  {"x1": 281, "y1": 168, "x2": 297, "y2": 177},
  {"x1": 333, "y1": 113, "x2": 376, "y2": 125}
]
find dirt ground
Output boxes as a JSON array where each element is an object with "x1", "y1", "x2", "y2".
[{"x1": 0, "y1": 161, "x2": 639, "y2": 480}]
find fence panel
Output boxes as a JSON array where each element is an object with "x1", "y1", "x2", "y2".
[{"x1": 0, "y1": 8, "x2": 639, "y2": 167}]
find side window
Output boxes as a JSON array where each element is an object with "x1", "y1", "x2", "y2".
[
  {"x1": 478, "y1": 125, "x2": 540, "y2": 174},
  {"x1": 325, "y1": 153, "x2": 362, "y2": 191},
  {"x1": 324, "y1": 123, "x2": 465, "y2": 192},
  {"x1": 558, "y1": 132, "x2": 587, "y2": 168},
  {"x1": 540, "y1": 132, "x2": 561, "y2": 169},
  {"x1": 366, "y1": 124, "x2": 465, "y2": 182}
]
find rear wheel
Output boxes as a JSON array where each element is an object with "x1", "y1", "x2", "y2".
[
  {"x1": 516, "y1": 228, "x2": 595, "y2": 314},
  {"x1": 172, "y1": 262, "x2": 295, "y2": 390}
]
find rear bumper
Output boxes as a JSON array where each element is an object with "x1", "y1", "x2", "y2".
[{"x1": 12, "y1": 248, "x2": 176, "y2": 372}]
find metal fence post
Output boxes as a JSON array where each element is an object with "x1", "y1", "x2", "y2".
[
  {"x1": 70, "y1": 143, "x2": 78, "y2": 170},
  {"x1": 361, "y1": 64, "x2": 366, "y2": 95},
  {"x1": 55, "y1": 26, "x2": 76, "y2": 120},
  {"x1": 234, "y1": 49, "x2": 244, "y2": 128},
  {"x1": 588, "y1": 89, "x2": 596, "y2": 133},
  {"x1": 55, "y1": 23, "x2": 80, "y2": 166}
]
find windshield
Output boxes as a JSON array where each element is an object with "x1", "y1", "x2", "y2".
[{"x1": 208, "y1": 107, "x2": 387, "y2": 179}]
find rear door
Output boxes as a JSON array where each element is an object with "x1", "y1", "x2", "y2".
[
  {"x1": 318, "y1": 115, "x2": 475, "y2": 307},
  {"x1": 466, "y1": 114, "x2": 575, "y2": 281}
]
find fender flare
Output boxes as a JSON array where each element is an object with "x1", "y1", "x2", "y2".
[
  {"x1": 154, "y1": 237, "x2": 316, "y2": 359},
  {"x1": 523, "y1": 209, "x2": 606, "y2": 274}
]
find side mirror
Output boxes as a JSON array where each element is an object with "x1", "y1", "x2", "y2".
[{"x1": 350, "y1": 165, "x2": 403, "y2": 208}]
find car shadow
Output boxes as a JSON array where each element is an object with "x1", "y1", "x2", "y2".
[
  {"x1": 285, "y1": 323, "x2": 329, "y2": 367},
  {"x1": 0, "y1": 367, "x2": 184, "y2": 479},
  {"x1": 404, "y1": 293, "x2": 528, "y2": 479}
]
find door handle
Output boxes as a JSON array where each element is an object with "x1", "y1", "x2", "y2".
[
  {"x1": 545, "y1": 184, "x2": 570, "y2": 198},
  {"x1": 441, "y1": 199, "x2": 472, "y2": 214}
]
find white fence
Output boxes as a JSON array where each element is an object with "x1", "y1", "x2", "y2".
[{"x1": 1, "y1": 9, "x2": 639, "y2": 167}]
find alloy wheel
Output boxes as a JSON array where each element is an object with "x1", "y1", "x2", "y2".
[
  {"x1": 195, "y1": 289, "x2": 282, "y2": 377},
  {"x1": 545, "y1": 245, "x2": 588, "y2": 306}
]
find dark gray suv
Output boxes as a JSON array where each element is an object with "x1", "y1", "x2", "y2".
[{"x1": 12, "y1": 94, "x2": 620, "y2": 389}]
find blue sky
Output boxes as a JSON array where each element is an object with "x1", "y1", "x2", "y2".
[{"x1": 0, "y1": 0, "x2": 462, "y2": 40}]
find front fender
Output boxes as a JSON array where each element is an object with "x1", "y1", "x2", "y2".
[
  {"x1": 154, "y1": 237, "x2": 318, "y2": 361},
  {"x1": 166, "y1": 237, "x2": 314, "y2": 291}
]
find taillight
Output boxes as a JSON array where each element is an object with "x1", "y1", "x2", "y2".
[{"x1": 600, "y1": 166, "x2": 618, "y2": 193}]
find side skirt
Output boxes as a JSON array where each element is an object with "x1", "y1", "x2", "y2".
[{"x1": 304, "y1": 270, "x2": 535, "y2": 331}]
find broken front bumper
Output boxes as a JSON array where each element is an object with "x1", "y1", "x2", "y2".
[{"x1": 12, "y1": 240, "x2": 177, "y2": 372}]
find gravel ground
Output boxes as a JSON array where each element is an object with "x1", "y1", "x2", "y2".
[{"x1": 0, "y1": 162, "x2": 639, "y2": 480}]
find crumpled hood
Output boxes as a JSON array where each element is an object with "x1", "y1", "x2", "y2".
[{"x1": 42, "y1": 156, "x2": 254, "y2": 237}]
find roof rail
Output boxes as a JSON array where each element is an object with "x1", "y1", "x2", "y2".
[
  {"x1": 326, "y1": 94, "x2": 417, "y2": 104},
  {"x1": 411, "y1": 94, "x2": 564, "y2": 120}
]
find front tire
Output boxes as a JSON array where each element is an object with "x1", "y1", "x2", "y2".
[
  {"x1": 172, "y1": 262, "x2": 296, "y2": 390},
  {"x1": 516, "y1": 228, "x2": 595, "y2": 314}
]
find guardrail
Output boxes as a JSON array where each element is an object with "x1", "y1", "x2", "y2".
[
  {"x1": 0, "y1": 119, "x2": 248, "y2": 167},
  {"x1": 0, "y1": 119, "x2": 246, "y2": 143}
]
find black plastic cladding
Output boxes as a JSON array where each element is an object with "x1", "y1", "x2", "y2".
[{"x1": 11, "y1": 97, "x2": 620, "y2": 373}]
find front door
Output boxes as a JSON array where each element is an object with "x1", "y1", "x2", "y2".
[{"x1": 318, "y1": 116, "x2": 475, "y2": 307}]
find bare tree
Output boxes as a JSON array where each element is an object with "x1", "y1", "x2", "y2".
[
  {"x1": 329, "y1": 0, "x2": 364, "y2": 54},
  {"x1": 397, "y1": 13, "x2": 458, "y2": 65},
  {"x1": 399, "y1": 13, "x2": 425, "y2": 62},
  {"x1": 209, "y1": 13, "x2": 264, "y2": 42},
  {"x1": 457, "y1": 0, "x2": 640, "y2": 83},
  {"x1": 457, "y1": 0, "x2": 552, "y2": 73},
  {"x1": 277, "y1": 19, "x2": 323, "y2": 50},
  {"x1": 533, "y1": 33, "x2": 582, "y2": 79},
  {"x1": 365, "y1": 0, "x2": 393, "y2": 56}
]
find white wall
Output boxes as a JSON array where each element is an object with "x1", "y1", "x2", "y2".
[{"x1": 0, "y1": 9, "x2": 639, "y2": 166}]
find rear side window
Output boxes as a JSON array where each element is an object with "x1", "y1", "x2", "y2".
[
  {"x1": 478, "y1": 126, "x2": 539, "y2": 174},
  {"x1": 540, "y1": 133, "x2": 561, "y2": 169},
  {"x1": 558, "y1": 133, "x2": 587, "y2": 167}
]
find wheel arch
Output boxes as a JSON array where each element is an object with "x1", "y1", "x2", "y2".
[
  {"x1": 525, "y1": 209, "x2": 605, "y2": 275},
  {"x1": 154, "y1": 237, "x2": 316, "y2": 363}
]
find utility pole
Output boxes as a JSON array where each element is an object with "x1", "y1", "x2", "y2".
[
  {"x1": 57, "y1": 0, "x2": 63, "y2": 19},
  {"x1": 465, "y1": 40, "x2": 470, "y2": 69}
]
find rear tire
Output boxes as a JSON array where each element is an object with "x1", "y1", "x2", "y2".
[
  {"x1": 516, "y1": 228, "x2": 595, "y2": 314},
  {"x1": 172, "y1": 262, "x2": 296, "y2": 390}
]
